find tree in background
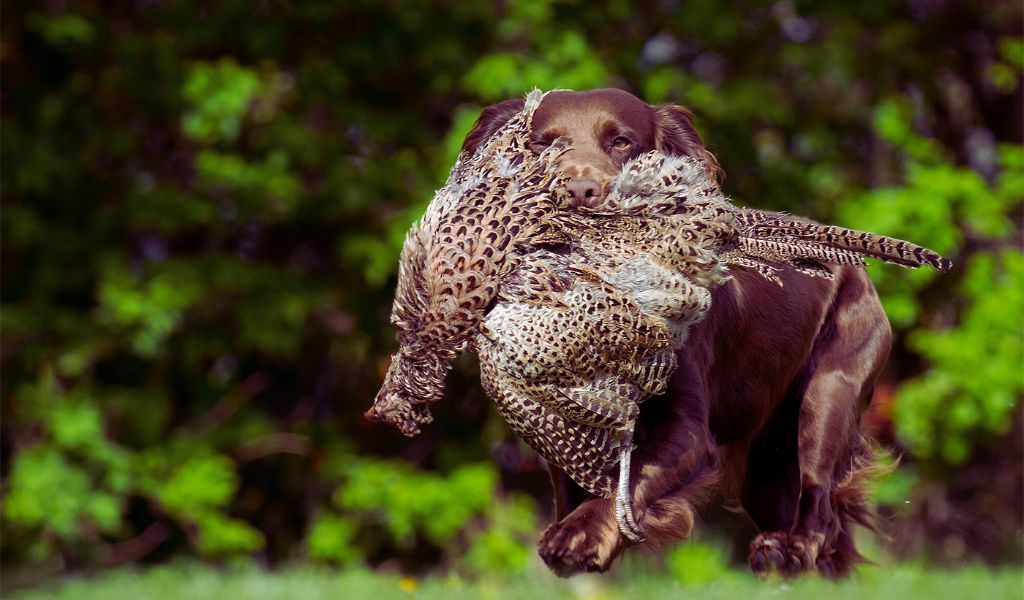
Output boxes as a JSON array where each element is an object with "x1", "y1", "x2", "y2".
[{"x1": 2, "y1": 0, "x2": 1021, "y2": 576}]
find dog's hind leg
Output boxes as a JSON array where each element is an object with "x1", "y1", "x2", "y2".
[{"x1": 748, "y1": 272, "x2": 891, "y2": 577}]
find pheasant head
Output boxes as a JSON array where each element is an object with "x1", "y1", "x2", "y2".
[{"x1": 366, "y1": 348, "x2": 449, "y2": 436}]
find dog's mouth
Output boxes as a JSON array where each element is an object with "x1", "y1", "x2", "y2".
[{"x1": 566, "y1": 194, "x2": 605, "y2": 210}]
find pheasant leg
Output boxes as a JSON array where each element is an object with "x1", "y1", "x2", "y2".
[{"x1": 614, "y1": 441, "x2": 645, "y2": 543}]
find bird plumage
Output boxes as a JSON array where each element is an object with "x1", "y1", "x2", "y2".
[{"x1": 367, "y1": 90, "x2": 570, "y2": 436}]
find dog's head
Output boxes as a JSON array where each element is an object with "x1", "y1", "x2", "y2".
[{"x1": 461, "y1": 88, "x2": 720, "y2": 208}]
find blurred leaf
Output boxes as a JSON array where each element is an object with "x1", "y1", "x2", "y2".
[
  {"x1": 193, "y1": 510, "x2": 265, "y2": 556},
  {"x1": 182, "y1": 59, "x2": 262, "y2": 144},
  {"x1": 26, "y1": 13, "x2": 95, "y2": 46},
  {"x1": 307, "y1": 514, "x2": 361, "y2": 565},
  {"x1": 666, "y1": 541, "x2": 733, "y2": 586},
  {"x1": 144, "y1": 454, "x2": 239, "y2": 516}
]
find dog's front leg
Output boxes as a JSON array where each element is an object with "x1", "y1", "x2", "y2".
[{"x1": 539, "y1": 361, "x2": 718, "y2": 575}]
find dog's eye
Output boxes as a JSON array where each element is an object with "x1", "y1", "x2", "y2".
[{"x1": 612, "y1": 136, "x2": 631, "y2": 149}]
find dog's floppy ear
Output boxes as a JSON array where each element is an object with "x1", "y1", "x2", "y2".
[
  {"x1": 653, "y1": 104, "x2": 722, "y2": 182},
  {"x1": 461, "y1": 98, "x2": 526, "y2": 155}
]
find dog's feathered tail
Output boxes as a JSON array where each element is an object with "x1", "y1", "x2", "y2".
[{"x1": 819, "y1": 435, "x2": 899, "y2": 576}]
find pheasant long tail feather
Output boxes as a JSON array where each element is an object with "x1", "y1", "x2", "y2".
[{"x1": 738, "y1": 210, "x2": 952, "y2": 272}]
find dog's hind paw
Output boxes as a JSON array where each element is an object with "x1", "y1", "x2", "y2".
[{"x1": 748, "y1": 532, "x2": 818, "y2": 577}]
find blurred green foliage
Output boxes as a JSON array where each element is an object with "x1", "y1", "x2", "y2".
[
  {"x1": 306, "y1": 458, "x2": 536, "y2": 576},
  {"x1": 838, "y1": 103, "x2": 1024, "y2": 467},
  {"x1": 2, "y1": 0, "x2": 1021, "y2": 584}
]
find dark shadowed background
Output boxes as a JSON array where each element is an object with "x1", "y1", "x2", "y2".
[{"x1": 2, "y1": 0, "x2": 1022, "y2": 592}]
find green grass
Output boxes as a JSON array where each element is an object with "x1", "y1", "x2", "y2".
[{"x1": 8, "y1": 563, "x2": 1023, "y2": 600}]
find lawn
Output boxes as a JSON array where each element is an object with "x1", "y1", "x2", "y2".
[{"x1": 8, "y1": 563, "x2": 1022, "y2": 600}]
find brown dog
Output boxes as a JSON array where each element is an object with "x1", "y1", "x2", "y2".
[{"x1": 461, "y1": 88, "x2": 891, "y2": 577}]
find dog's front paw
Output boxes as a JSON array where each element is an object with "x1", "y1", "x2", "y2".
[
  {"x1": 538, "y1": 498, "x2": 623, "y2": 576},
  {"x1": 748, "y1": 532, "x2": 820, "y2": 577}
]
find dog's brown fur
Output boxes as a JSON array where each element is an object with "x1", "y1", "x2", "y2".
[{"x1": 462, "y1": 89, "x2": 891, "y2": 578}]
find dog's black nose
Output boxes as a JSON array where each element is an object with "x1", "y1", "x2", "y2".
[{"x1": 566, "y1": 178, "x2": 602, "y2": 206}]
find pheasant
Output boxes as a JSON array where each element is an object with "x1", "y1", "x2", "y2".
[
  {"x1": 367, "y1": 90, "x2": 951, "y2": 543},
  {"x1": 366, "y1": 90, "x2": 572, "y2": 437}
]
